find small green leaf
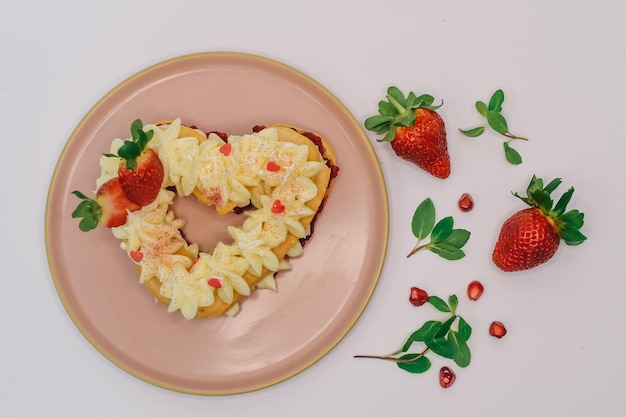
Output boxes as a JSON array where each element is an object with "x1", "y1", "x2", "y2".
[
  {"x1": 446, "y1": 229, "x2": 471, "y2": 249},
  {"x1": 428, "y1": 296, "x2": 451, "y2": 313},
  {"x1": 448, "y1": 331, "x2": 472, "y2": 368},
  {"x1": 503, "y1": 142, "x2": 523, "y2": 165},
  {"x1": 401, "y1": 321, "x2": 442, "y2": 352},
  {"x1": 387, "y1": 86, "x2": 406, "y2": 107},
  {"x1": 435, "y1": 315, "x2": 457, "y2": 339},
  {"x1": 475, "y1": 101, "x2": 488, "y2": 116},
  {"x1": 364, "y1": 115, "x2": 392, "y2": 133},
  {"x1": 425, "y1": 336, "x2": 454, "y2": 359},
  {"x1": 487, "y1": 110, "x2": 509, "y2": 134},
  {"x1": 428, "y1": 243, "x2": 466, "y2": 260},
  {"x1": 543, "y1": 178, "x2": 562, "y2": 194},
  {"x1": 488, "y1": 89, "x2": 505, "y2": 112},
  {"x1": 378, "y1": 100, "x2": 395, "y2": 117},
  {"x1": 560, "y1": 228, "x2": 588, "y2": 246},
  {"x1": 430, "y1": 216, "x2": 453, "y2": 243},
  {"x1": 459, "y1": 126, "x2": 485, "y2": 137},
  {"x1": 448, "y1": 295, "x2": 458, "y2": 313},
  {"x1": 130, "y1": 119, "x2": 143, "y2": 139},
  {"x1": 397, "y1": 354, "x2": 432, "y2": 374},
  {"x1": 415, "y1": 94, "x2": 435, "y2": 107},
  {"x1": 411, "y1": 198, "x2": 436, "y2": 240},
  {"x1": 553, "y1": 187, "x2": 574, "y2": 216},
  {"x1": 457, "y1": 317, "x2": 472, "y2": 342}
]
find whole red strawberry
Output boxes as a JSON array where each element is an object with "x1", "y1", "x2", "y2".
[
  {"x1": 71, "y1": 177, "x2": 140, "y2": 231},
  {"x1": 492, "y1": 175, "x2": 587, "y2": 272},
  {"x1": 365, "y1": 86, "x2": 450, "y2": 178},
  {"x1": 107, "y1": 119, "x2": 164, "y2": 206}
]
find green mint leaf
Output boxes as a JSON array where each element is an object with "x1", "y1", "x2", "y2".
[
  {"x1": 487, "y1": 110, "x2": 509, "y2": 135},
  {"x1": 428, "y1": 296, "x2": 451, "y2": 313},
  {"x1": 475, "y1": 101, "x2": 488, "y2": 116},
  {"x1": 435, "y1": 315, "x2": 457, "y2": 339},
  {"x1": 397, "y1": 354, "x2": 431, "y2": 374},
  {"x1": 459, "y1": 126, "x2": 485, "y2": 137},
  {"x1": 448, "y1": 295, "x2": 458, "y2": 313},
  {"x1": 503, "y1": 142, "x2": 523, "y2": 165},
  {"x1": 446, "y1": 229, "x2": 471, "y2": 249},
  {"x1": 401, "y1": 321, "x2": 442, "y2": 352},
  {"x1": 428, "y1": 243, "x2": 466, "y2": 260},
  {"x1": 448, "y1": 331, "x2": 472, "y2": 368},
  {"x1": 488, "y1": 89, "x2": 505, "y2": 112},
  {"x1": 430, "y1": 216, "x2": 453, "y2": 243},
  {"x1": 78, "y1": 217, "x2": 99, "y2": 232},
  {"x1": 457, "y1": 317, "x2": 472, "y2": 342},
  {"x1": 425, "y1": 336, "x2": 454, "y2": 359},
  {"x1": 411, "y1": 198, "x2": 436, "y2": 240}
]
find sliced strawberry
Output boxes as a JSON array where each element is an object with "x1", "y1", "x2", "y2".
[
  {"x1": 108, "y1": 119, "x2": 164, "y2": 206},
  {"x1": 71, "y1": 177, "x2": 140, "y2": 231}
]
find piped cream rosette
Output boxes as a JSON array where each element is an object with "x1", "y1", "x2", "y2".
[{"x1": 98, "y1": 118, "x2": 336, "y2": 319}]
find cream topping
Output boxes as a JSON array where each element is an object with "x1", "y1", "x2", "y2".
[{"x1": 97, "y1": 118, "x2": 324, "y2": 319}]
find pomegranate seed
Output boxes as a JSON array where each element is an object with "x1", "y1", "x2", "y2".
[
  {"x1": 129, "y1": 251, "x2": 143, "y2": 262},
  {"x1": 409, "y1": 287, "x2": 429, "y2": 306},
  {"x1": 458, "y1": 193, "x2": 474, "y2": 212},
  {"x1": 467, "y1": 280, "x2": 484, "y2": 301},
  {"x1": 439, "y1": 366, "x2": 456, "y2": 388},
  {"x1": 489, "y1": 321, "x2": 507, "y2": 338}
]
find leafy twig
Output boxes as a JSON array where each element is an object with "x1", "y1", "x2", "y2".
[
  {"x1": 354, "y1": 292, "x2": 472, "y2": 374},
  {"x1": 407, "y1": 198, "x2": 470, "y2": 260},
  {"x1": 459, "y1": 89, "x2": 528, "y2": 165}
]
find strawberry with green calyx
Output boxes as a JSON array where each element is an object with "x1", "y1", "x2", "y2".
[
  {"x1": 492, "y1": 175, "x2": 587, "y2": 272},
  {"x1": 105, "y1": 119, "x2": 164, "y2": 206},
  {"x1": 365, "y1": 86, "x2": 450, "y2": 179},
  {"x1": 71, "y1": 177, "x2": 140, "y2": 231},
  {"x1": 459, "y1": 89, "x2": 528, "y2": 165}
]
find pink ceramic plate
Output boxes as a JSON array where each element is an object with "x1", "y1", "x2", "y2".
[{"x1": 45, "y1": 52, "x2": 388, "y2": 395}]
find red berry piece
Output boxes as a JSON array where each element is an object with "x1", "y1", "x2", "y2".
[
  {"x1": 409, "y1": 287, "x2": 429, "y2": 306},
  {"x1": 208, "y1": 278, "x2": 223, "y2": 289},
  {"x1": 219, "y1": 143, "x2": 232, "y2": 156},
  {"x1": 129, "y1": 250, "x2": 143, "y2": 262},
  {"x1": 271, "y1": 199, "x2": 286, "y2": 214},
  {"x1": 489, "y1": 321, "x2": 507, "y2": 338},
  {"x1": 458, "y1": 193, "x2": 474, "y2": 212},
  {"x1": 266, "y1": 161, "x2": 280, "y2": 172},
  {"x1": 467, "y1": 280, "x2": 484, "y2": 301},
  {"x1": 439, "y1": 366, "x2": 456, "y2": 388}
]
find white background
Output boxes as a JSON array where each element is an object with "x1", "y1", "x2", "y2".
[{"x1": 2, "y1": 1, "x2": 625, "y2": 416}]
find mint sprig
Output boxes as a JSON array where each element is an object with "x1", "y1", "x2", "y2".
[
  {"x1": 354, "y1": 293, "x2": 472, "y2": 373},
  {"x1": 407, "y1": 198, "x2": 470, "y2": 259},
  {"x1": 459, "y1": 89, "x2": 528, "y2": 165}
]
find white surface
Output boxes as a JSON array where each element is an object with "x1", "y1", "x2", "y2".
[{"x1": 2, "y1": 0, "x2": 625, "y2": 416}]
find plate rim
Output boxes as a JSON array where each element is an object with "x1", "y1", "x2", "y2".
[{"x1": 44, "y1": 51, "x2": 390, "y2": 395}]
